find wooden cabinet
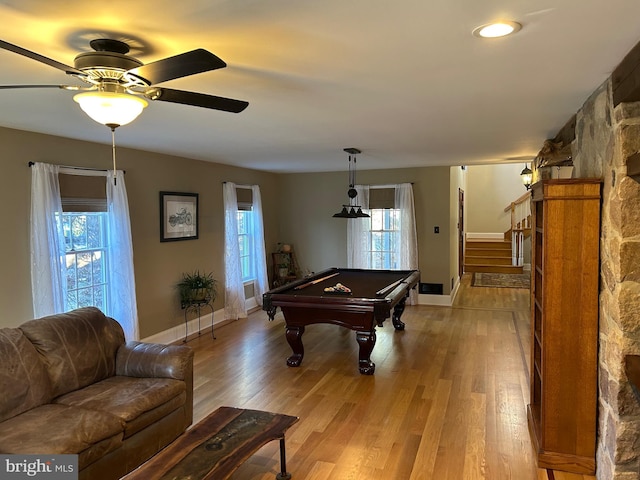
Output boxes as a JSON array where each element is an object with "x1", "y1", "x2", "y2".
[{"x1": 527, "y1": 179, "x2": 601, "y2": 475}]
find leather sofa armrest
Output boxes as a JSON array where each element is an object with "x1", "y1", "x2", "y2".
[
  {"x1": 116, "y1": 341, "x2": 194, "y2": 380},
  {"x1": 117, "y1": 340, "x2": 194, "y2": 429}
]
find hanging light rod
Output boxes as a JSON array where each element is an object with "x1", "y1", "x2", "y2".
[{"x1": 333, "y1": 147, "x2": 369, "y2": 219}]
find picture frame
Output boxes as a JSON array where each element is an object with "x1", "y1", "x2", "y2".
[{"x1": 160, "y1": 192, "x2": 199, "y2": 242}]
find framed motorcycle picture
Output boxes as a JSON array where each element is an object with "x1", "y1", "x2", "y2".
[{"x1": 160, "y1": 191, "x2": 198, "y2": 242}]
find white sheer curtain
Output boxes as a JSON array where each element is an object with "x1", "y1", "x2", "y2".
[
  {"x1": 30, "y1": 162, "x2": 66, "y2": 317},
  {"x1": 250, "y1": 185, "x2": 269, "y2": 306},
  {"x1": 347, "y1": 185, "x2": 370, "y2": 268},
  {"x1": 106, "y1": 170, "x2": 139, "y2": 341},
  {"x1": 395, "y1": 183, "x2": 419, "y2": 305},
  {"x1": 223, "y1": 183, "x2": 269, "y2": 318},
  {"x1": 30, "y1": 164, "x2": 139, "y2": 339},
  {"x1": 223, "y1": 182, "x2": 246, "y2": 320}
]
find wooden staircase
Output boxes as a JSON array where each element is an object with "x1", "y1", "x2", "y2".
[
  {"x1": 464, "y1": 192, "x2": 532, "y2": 275},
  {"x1": 464, "y1": 238, "x2": 524, "y2": 274}
]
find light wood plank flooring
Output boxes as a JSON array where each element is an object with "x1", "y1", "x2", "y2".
[{"x1": 186, "y1": 274, "x2": 596, "y2": 480}]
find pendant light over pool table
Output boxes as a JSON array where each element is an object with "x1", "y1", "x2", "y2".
[{"x1": 333, "y1": 147, "x2": 370, "y2": 219}]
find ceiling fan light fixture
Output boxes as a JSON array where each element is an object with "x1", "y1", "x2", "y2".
[
  {"x1": 73, "y1": 90, "x2": 148, "y2": 127},
  {"x1": 472, "y1": 20, "x2": 522, "y2": 38}
]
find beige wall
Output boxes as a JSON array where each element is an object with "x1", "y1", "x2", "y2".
[
  {"x1": 277, "y1": 166, "x2": 455, "y2": 294},
  {"x1": 466, "y1": 163, "x2": 529, "y2": 233},
  {"x1": 0, "y1": 127, "x2": 279, "y2": 337},
  {"x1": 1, "y1": 126, "x2": 479, "y2": 335}
]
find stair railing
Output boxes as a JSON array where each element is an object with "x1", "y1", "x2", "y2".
[{"x1": 503, "y1": 192, "x2": 531, "y2": 267}]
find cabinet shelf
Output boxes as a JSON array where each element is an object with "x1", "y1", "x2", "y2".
[{"x1": 527, "y1": 179, "x2": 601, "y2": 475}]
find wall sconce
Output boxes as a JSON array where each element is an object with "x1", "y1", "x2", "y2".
[
  {"x1": 520, "y1": 164, "x2": 533, "y2": 190},
  {"x1": 333, "y1": 148, "x2": 370, "y2": 218}
]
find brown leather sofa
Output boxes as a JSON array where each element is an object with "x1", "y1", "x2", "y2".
[{"x1": 0, "y1": 307, "x2": 194, "y2": 480}]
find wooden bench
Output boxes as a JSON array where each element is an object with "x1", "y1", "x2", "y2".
[{"x1": 124, "y1": 406, "x2": 299, "y2": 480}]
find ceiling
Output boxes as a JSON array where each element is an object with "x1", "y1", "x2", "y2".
[{"x1": 1, "y1": 1, "x2": 640, "y2": 173}]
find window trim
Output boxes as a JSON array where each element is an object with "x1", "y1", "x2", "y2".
[
  {"x1": 236, "y1": 208, "x2": 256, "y2": 282},
  {"x1": 59, "y1": 211, "x2": 110, "y2": 313}
]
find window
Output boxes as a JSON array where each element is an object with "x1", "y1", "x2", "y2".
[
  {"x1": 369, "y1": 208, "x2": 400, "y2": 269},
  {"x1": 59, "y1": 212, "x2": 109, "y2": 312},
  {"x1": 237, "y1": 208, "x2": 255, "y2": 282}
]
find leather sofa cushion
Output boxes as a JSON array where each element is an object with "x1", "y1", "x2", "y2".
[
  {"x1": 20, "y1": 307, "x2": 125, "y2": 398},
  {"x1": 55, "y1": 376, "x2": 186, "y2": 437},
  {"x1": 0, "y1": 404, "x2": 123, "y2": 464},
  {"x1": 0, "y1": 328, "x2": 52, "y2": 423}
]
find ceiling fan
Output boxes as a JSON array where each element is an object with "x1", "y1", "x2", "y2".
[{"x1": 0, "y1": 37, "x2": 249, "y2": 127}]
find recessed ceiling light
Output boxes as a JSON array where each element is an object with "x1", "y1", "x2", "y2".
[{"x1": 472, "y1": 21, "x2": 522, "y2": 38}]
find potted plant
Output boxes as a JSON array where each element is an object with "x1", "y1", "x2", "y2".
[
  {"x1": 177, "y1": 270, "x2": 217, "y2": 308},
  {"x1": 278, "y1": 262, "x2": 290, "y2": 278}
]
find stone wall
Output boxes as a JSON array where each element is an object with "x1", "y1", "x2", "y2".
[{"x1": 572, "y1": 79, "x2": 640, "y2": 479}]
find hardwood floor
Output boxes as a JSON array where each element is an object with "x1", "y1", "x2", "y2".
[{"x1": 186, "y1": 274, "x2": 596, "y2": 480}]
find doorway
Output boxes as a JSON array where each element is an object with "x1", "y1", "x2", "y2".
[{"x1": 458, "y1": 188, "x2": 464, "y2": 278}]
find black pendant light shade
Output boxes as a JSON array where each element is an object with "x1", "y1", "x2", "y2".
[
  {"x1": 332, "y1": 205, "x2": 369, "y2": 218},
  {"x1": 333, "y1": 148, "x2": 370, "y2": 218},
  {"x1": 333, "y1": 206, "x2": 353, "y2": 218}
]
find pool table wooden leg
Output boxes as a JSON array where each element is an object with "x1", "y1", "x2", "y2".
[
  {"x1": 285, "y1": 325, "x2": 305, "y2": 367},
  {"x1": 356, "y1": 331, "x2": 376, "y2": 375},
  {"x1": 266, "y1": 306, "x2": 277, "y2": 321},
  {"x1": 392, "y1": 297, "x2": 407, "y2": 330}
]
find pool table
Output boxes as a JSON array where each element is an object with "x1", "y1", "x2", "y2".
[{"x1": 263, "y1": 267, "x2": 420, "y2": 375}]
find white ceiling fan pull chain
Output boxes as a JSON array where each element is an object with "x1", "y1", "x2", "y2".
[{"x1": 110, "y1": 125, "x2": 117, "y2": 185}]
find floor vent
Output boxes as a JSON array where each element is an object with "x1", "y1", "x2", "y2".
[{"x1": 419, "y1": 283, "x2": 443, "y2": 295}]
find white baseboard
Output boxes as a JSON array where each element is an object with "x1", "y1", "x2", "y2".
[
  {"x1": 450, "y1": 276, "x2": 460, "y2": 303},
  {"x1": 141, "y1": 309, "x2": 225, "y2": 344},
  {"x1": 416, "y1": 276, "x2": 460, "y2": 307},
  {"x1": 142, "y1": 297, "x2": 260, "y2": 345},
  {"x1": 418, "y1": 294, "x2": 451, "y2": 306},
  {"x1": 142, "y1": 288, "x2": 463, "y2": 344}
]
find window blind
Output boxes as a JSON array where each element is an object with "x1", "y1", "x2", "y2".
[
  {"x1": 59, "y1": 173, "x2": 107, "y2": 212},
  {"x1": 236, "y1": 187, "x2": 253, "y2": 211},
  {"x1": 368, "y1": 187, "x2": 395, "y2": 209}
]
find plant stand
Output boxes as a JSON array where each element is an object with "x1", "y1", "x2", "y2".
[
  {"x1": 271, "y1": 251, "x2": 299, "y2": 287},
  {"x1": 183, "y1": 300, "x2": 215, "y2": 342}
]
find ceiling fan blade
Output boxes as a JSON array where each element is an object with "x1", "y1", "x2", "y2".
[
  {"x1": 128, "y1": 49, "x2": 227, "y2": 85},
  {"x1": 0, "y1": 40, "x2": 84, "y2": 76},
  {"x1": 0, "y1": 84, "x2": 69, "y2": 90},
  {"x1": 148, "y1": 87, "x2": 249, "y2": 113}
]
